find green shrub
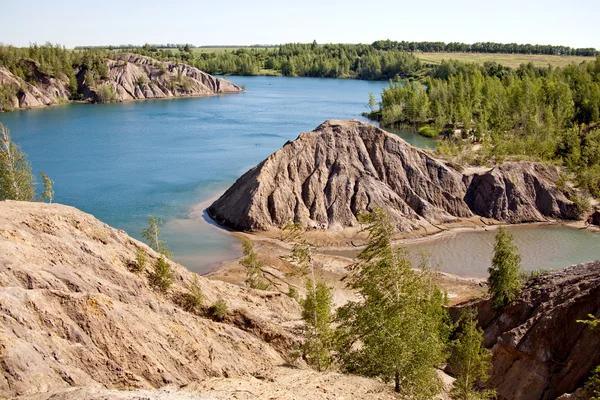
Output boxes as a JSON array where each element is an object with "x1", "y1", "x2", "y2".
[
  {"x1": 180, "y1": 275, "x2": 204, "y2": 312},
  {"x1": 570, "y1": 193, "x2": 592, "y2": 218},
  {"x1": 136, "y1": 75, "x2": 147, "y2": 85},
  {"x1": 95, "y1": 83, "x2": 116, "y2": 104},
  {"x1": 418, "y1": 125, "x2": 438, "y2": 138},
  {"x1": 148, "y1": 256, "x2": 173, "y2": 293},
  {"x1": 129, "y1": 248, "x2": 147, "y2": 273},
  {"x1": 287, "y1": 286, "x2": 299, "y2": 301},
  {"x1": 208, "y1": 299, "x2": 228, "y2": 321}
]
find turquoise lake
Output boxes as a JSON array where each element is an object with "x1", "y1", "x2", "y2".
[{"x1": 1, "y1": 75, "x2": 598, "y2": 275}]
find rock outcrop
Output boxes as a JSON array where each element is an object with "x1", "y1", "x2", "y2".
[
  {"x1": 0, "y1": 201, "x2": 298, "y2": 398},
  {"x1": 0, "y1": 63, "x2": 71, "y2": 111},
  {"x1": 0, "y1": 54, "x2": 241, "y2": 112},
  {"x1": 451, "y1": 262, "x2": 600, "y2": 400},
  {"x1": 209, "y1": 120, "x2": 578, "y2": 232},
  {"x1": 80, "y1": 53, "x2": 241, "y2": 103}
]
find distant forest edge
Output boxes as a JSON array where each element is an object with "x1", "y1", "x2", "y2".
[
  {"x1": 0, "y1": 41, "x2": 597, "y2": 85},
  {"x1": 74, "y1": 40, "x2": 598, "y2": 56}
]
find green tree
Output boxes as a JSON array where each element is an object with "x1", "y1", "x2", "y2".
[
  {"x1": 141, "y1": 215, "x2": 172, "y2": 257},
  {"x1": 39, "y1": 172, "x2": 54, "y2": 203},
  {"x1": 240, "y1": 239, "x2": 270, "y2": 290},
  {"x1": 301, "y1": 278, "x2": 334, "y2": 371},
  {"x1": 335, "y1": 208, "x2": 449, "y2": 398},
  {"x1": 148, "y1": 256, "x2": 173, "y2": 293},
  {"x1": 578, "y1": 314, "x2": 600, "y2": 399},
  {"x1": 0, "y1": 123, "x2": 35, "y2": 201},
  {"x1": 449, "y1": 309, "x2": 495, "y2": 400},
  {"x1": 367, "y1": 91, "x2": 378, "y2": 112},
  {"x1": 487, "y1": 227, "x2": 522, "y2": 309}
]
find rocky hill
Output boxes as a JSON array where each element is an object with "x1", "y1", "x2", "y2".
[
  {"x1": 209, "y1": 120, "x2": 579, "y2": 232},
  {"x1": 0, "y1": 54, "x2": 241, "y2": 111},
  {"x1": 451, "y1": 261, "x2": 600, "y2": 400}
]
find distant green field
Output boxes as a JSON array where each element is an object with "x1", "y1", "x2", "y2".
[{"x1": 416, "y1": 52, "x2": 592, "y2": 68}]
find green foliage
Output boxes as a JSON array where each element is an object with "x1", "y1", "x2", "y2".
[
  {"x1": 577, "y1": 317, "x2": 600, "y2": 399},
  {"x1": 335, "y1": 207, "x2": 449, "y2": 397},
  {"x1": 95, "y1": 83, "x2": 115, "y2": 103},
  {"x1": 577, "y1": 314, "x2": 600, "y2": 329},
  {"x1": 208, "y1": 299, "x2": 228, "y2": 321},
  {"x1": 141, "y1": 215, "x2": 172, "y2": 257},
  {"x1": 367, "y1": 92, "x2": 378, "y2": 112},
  {"x1": 240, "y1": 239, "x2": 270, "y2": 290},
  {"x1": 488, "y1": 227, "x2": 522, "y2": 309},
  {"x1": 301, "y1": 279, "x2": 334, "y2": 371},
  {"x1": 287, "y1": 285, "x2": 299, "y2": 301},
  {"x1": 180, "y1": 275, "x2": 204, "y2": 313},
  {"x1": 130, "y1": 248, "x2": 147, "y2": 273},
  {"x1": 148, "y1": 256, "x2": 173, "y2": 293},
  {"x1": 135, "y1": 75, "x2": 147, "y2": 85},
  {"x1": 449, "y1": 309, "x2": 495, "y2": 400},
  {"x1": 520, "y1": 268, "x2": 552, "y2": 282},
  {"x1": 570, "y1": 193, "x2": 592, "y2": 217},
  {"x1": 418, "y1": 125, "x2": 438, "y2": 138},
  {"x1": 0, "y1": 123, "x2": 36, "y2": 201},
  {"x1": 0, "y1": 83, "x2": 18, "y2": 112},
  {"x1": 39, "y1": 172, "x2": 54, "y2": 203}
]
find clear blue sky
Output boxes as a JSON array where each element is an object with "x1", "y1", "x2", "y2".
[{"x1": 2, "y1": 0, "x2": 599, "y2": 48}]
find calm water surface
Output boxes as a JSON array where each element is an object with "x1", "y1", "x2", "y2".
[{"x1": 1, "y1": 76, "x2": 597, "y2": 275}]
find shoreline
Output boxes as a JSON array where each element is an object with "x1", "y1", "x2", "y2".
[
  {"x1": 0, "y1": 88, "x2": 243, "y2": 114},
  {"x1": 192, "y1": 191, "x2": 599, "y2": 278}
]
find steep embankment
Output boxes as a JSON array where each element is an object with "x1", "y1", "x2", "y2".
[
  {"x1": 451, "y1": 262, "x2": 600, "y2": 400},
  {"x1": 0, "y1": 53, "x2": 241, "y2": 111},
  {"x1": 0, "y1": 201, "x2": 300, "y2": 398},
  {"x1": 209, "y1": 120, "x2": 579, "y2": 232}
]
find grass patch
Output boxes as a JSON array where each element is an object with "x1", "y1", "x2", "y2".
[{"x1": 416, "y1": 52, "x2": 591, "y2": 68}]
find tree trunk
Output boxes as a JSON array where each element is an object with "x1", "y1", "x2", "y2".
[{"x1": 395, "y1": 371, "x2": 400, "y2": 393}]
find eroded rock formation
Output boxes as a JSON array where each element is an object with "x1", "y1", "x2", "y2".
[
  {"x1": 209, "y1": 120, "x2": 578, "y2": 232},
  {"x1": 0, "y1": 53, "x2": 241, "y2": 112},
  {"x1": 451, "y1": 261, "x2": 600, "y2": 400}
]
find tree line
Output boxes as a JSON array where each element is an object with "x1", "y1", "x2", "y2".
[
  {"x1": 372, "y1": 39, "x2": 597, "y2": 56},
  {"x1": 372, "y1": 55, "x2": 600, "y2": 200}
]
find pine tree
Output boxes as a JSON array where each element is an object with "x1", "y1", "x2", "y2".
[
  {"x1": 240, "y1": 239, "x2": 270, "y2": 290},
  {"x1": 335, "y1": 208, "x2": 449, "y2": 398},
  {"x1": 0, "y1": 123, "x2": 35, "y2": 201},
  {"x1": 488, "y1": 227, "x2": 522, "y2": 309},
  {"x1": 450, "y1": 308, "x2": 495, "y2": 400},
  {"x1": 39, "y1": 172, "x2": 54, "y2": 203}
]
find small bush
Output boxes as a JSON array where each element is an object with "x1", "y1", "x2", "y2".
[
  {"x1": 418, "y1": 125, "x2": 438, "y2": 138},
  {"x1": 148, "y1": 256, "x2": 173, "y2": 293},
  {"x1": 520, "y1": 268, "x2": 552, "y2": 282},
  {"x1": 96, "y1": 83, "x2": 116, "y2": 104},
  {"x1": 287, "y1": 286, "x2": 299, "y2": 301},
  {"x1": 208, "y1": 299, "x2": 228, "y2": 321},
  {"x1": 180, "y1": 275, "x2": 204, "y2": 312},
  {"x1": 129, "y1": 248, "x2": 147, "y2": 273},
  {"x1": 571, "y1": 193, "x2": 592, "y2": 218},
  {"x1": 136, "y1": 75, "x2": 147, "y2": 85}
]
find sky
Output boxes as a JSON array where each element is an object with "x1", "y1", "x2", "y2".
[{"x1": 1, "y1": 0, "x2": 599, "y2": 49}]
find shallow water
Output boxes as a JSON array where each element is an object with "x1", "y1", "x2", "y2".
[
  {"x1": 405, "y1": 225, "x2": 600, "y2": 277},
  {"x1": 1, "y1": 76, "x2": 597, "y2": 276}
]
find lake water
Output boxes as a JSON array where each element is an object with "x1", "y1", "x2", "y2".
[{"x1": 1, "y1": 76, "x2": 598, "y2": 276}]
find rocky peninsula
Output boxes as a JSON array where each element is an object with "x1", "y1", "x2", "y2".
[
  {"x1": 209, "y1": 120, "x2": 580, "y2": 233},
  {"x1": 0, "y1": 53, "x2": 241, "y2": 111}
]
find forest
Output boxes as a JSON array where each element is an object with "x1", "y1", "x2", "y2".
[{"x1": 371, "y1": 56, "x2": 600, "y2": 199}]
